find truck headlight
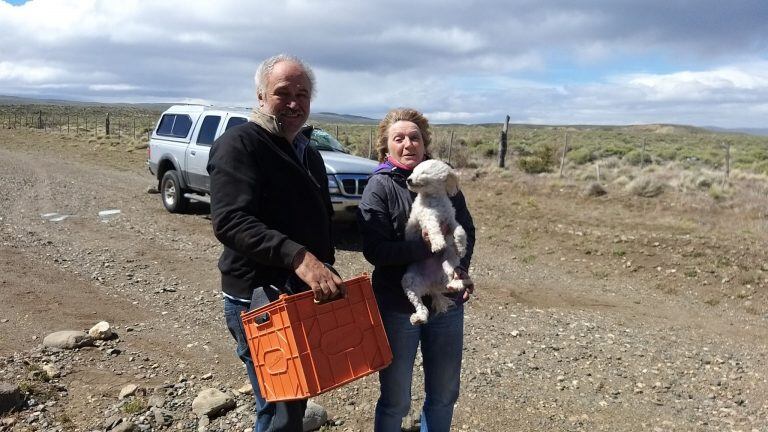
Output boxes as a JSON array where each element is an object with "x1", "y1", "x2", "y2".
[{"x1": 327, "y1": 175, "x2": 341, "y2": 194}]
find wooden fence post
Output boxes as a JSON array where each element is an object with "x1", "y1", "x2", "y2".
[
  {"x1": 498, "y1": 115, "x2": 510, "y2": 168},
  {"x1": 105, "y1": 113, "x2": 110, "y2": 135},
  {"x1": 722, "y1": 141, "x2": 730, "y2": 179},
  {"x1": 448, "y1": 131, "x2": 454, "y2": 165},
  {"x1": 368, "y1": 127, "x2": 374, "y2": 159},
  {"x1": 559, "y1": 131, "x2": 569, "y2": 178},
  {"x1": 133, "y1": 117, "x2": 136, "y2": 140},
  {"x1": 640, "y1": 137, "x2": 647, "y2": 168}
]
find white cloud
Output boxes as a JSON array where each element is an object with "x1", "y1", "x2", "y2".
[
  {"x1": 89, "y1": 84, "x2": 139, "y2": 91},
  {"x1": 0, "y1": 0, "x2": 766, "y2": 127},
  {"x1": 625, "y1": 65, "x2": 768, "y2": 102},
  {"x1": 0, "y1": 62, "x2": 65, "y2": 82}
]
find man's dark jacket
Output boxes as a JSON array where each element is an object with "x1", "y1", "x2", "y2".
[
  {"x1": 207, "y1": 120, "x2": 334, "y2": 300},
  {"x1": 356, "y1": 161, "x2": 475, "y2": 313}
]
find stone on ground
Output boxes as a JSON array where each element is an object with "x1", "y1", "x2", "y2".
[
  {"x1": 303, "y1": 400, "x2": 328, "y2": 431},
  {"x1": 43, "y1": 330, "x2": 93, "y2": 349},
  {"x1": 191, "y1": 388, "x2": 235, "y2": 418}
]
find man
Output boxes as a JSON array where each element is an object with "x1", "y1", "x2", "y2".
[{"x1": 207, "y1": 54, "x2": 343, "y2": 431}]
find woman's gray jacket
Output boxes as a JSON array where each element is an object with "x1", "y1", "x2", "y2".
[{"x1": 356, "y1": 162, "x2": 475, "y2": 313}]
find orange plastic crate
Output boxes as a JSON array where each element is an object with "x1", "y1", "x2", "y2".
[{"x1": 241, "y1": 274, "x2": 392, "y2": 402}]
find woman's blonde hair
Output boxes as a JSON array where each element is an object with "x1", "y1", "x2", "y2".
[{"x1": 376, "y1": 108, "x2": 432, "y2": 162}]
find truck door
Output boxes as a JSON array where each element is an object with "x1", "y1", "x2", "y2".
[{"x1": 186, "y1": 114, "x2": 221, "y2": 191}]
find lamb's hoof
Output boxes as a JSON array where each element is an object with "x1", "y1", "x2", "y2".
[
  {"x1": 410, "y1": 313, "x2": 427, "y2": 325},
  {"x1": 446, "y1": 279, "x2": 466, "y2": 291},
  {"x1": 430, "y1": 241, "x2": 446, "y2": 253}
]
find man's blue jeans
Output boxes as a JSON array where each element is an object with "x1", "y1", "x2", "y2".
[
  {"x1": 374, "y1": 303, "x2": 464, "y2": 432},
  {"x1": 224, "y1": 296, "x2": 307, "y2": 432}
]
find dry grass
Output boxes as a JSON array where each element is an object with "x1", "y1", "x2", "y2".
[{"x1": 626, "y1": 176, "x2": 665, "y2": 197}]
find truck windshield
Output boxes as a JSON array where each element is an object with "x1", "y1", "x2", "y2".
[{"x1": 310, "y1": 130, "x2": 349, "y2": 153}]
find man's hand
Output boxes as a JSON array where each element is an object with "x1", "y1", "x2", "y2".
[{"x1": 292, "y1": 249, "x2": 344, "y2": 301}]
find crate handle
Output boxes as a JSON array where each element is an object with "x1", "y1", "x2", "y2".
[
  {"x1": 313, "y1": 291, "x2": 346, "y2": 305},
  {"x1": 255, "y1": 312, "x2": 271, "y2": 326}
]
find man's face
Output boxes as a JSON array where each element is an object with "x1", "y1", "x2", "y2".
[{"x1": 258, "y1": 60, "x2": 311, "y2": 138}]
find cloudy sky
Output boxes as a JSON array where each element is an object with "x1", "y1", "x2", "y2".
[{"x1": 1, "y1": 0, "x2": 767, "y2": 127}]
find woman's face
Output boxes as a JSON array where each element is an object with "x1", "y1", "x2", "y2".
[{"x1": 386, "y1": 120, "x2": 425, "y2": 169}]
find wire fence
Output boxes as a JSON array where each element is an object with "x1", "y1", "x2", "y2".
[
  {"x1": 0, "y1": 107, "x2": 158, "y2": 144},
  {"x1": 3, "y1": 106, "x2": 767, "y2": 175}
]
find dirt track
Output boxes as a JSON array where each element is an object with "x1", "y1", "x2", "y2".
[{"x1": 1, "y1": 129, "x2": 767, "y2": 431}]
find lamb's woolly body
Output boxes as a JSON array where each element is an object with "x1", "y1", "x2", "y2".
[{"x1": 401, "y1": 160, "x2": 472, "y2": 325}]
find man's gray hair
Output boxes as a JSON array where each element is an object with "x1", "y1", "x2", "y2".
[{"x1": 254, "y1": 54, "x2": 316, "y2": 99}]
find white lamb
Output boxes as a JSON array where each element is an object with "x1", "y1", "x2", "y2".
[{"x1": 401, "y1": 159, "x2": 472, "y2": 325}]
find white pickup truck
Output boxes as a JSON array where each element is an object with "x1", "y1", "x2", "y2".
[{"x1": 147, "y1": 105, "x2": 378, "y2": 221}]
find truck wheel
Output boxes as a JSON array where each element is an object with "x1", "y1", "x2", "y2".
[{"x1": 160, "y1": 170, "x2": 188, "y2": 213}]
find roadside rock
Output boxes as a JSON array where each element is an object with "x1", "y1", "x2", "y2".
[
  {"x1": 191, "y1": 388, "x2": 235, "y2": 418},
  {"x1": 41, "y1": 363, "x2": 60, "y2": 379},
  {"x1": 235, "y1": 383, "x2": 253, "y2": 395},
  {"x1": 110, "y1": 420, "x2": 137, "y2": 432},
  {"x1": 303, "y1": 400, "x2": 327, "y2": 431},
  {"x1": 119, "y1": 384, "x2": 138, "y2": 400},
  {"x1": 0, "y1": 382, "x2": 23, "y2": 414},
  {"x1": 88, "y1": 321, "x2": 113, "y2": 340},
  {"x1": 42, "y1": 330, "x2": 93, "y2": 349}
]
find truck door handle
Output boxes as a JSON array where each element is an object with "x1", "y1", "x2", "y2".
[{"x1": 190, "y1": 150, "x2": 196, "y2": 156}]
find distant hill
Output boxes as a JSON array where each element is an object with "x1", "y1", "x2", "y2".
[
  {"x1": 0, "y1": 95, "x2": 762, "y2": 135},
  {"x1": 0, "y1": 95, "x2": 172, "y2": 112},
  {"x1": 705, "y1": 126, "x2": 768, "y2": 137},
  {"x1": 0, "y1": 95, "x2": 378, "y2": 124},
  {"x1": 310, "y1": 112, "x2": 377, "y2": 125}
]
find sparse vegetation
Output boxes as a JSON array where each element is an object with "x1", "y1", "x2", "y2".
[
  {"x1": 122, "y1": 397, "x2": 147, "y2": 414},
  {"x1": 4, "y1": 103, "x2": 768, "y2": 176},
  {"x1": 626, "y1": 176, "x2": 664, "y2": 197}
]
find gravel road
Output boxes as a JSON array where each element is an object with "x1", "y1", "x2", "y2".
[{"x1": 0, "y1": 129, "x2": 767, "y2": 431}]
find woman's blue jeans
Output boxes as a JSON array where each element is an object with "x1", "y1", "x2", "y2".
[
  {"x1": 224, "y1": 296, "x2": 307, "y2": 432},
  {"x1": 374, "y1": 303, "x2": 464, "y2": 432}
]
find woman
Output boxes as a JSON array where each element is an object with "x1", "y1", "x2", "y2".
[{"x1": 357, "y1": 108, "x2": 475, "y2": 431}]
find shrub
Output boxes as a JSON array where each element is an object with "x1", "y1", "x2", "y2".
[
  {"x1": 612, "y1": 176, "x2": 631, "y2": 188},
  {"x1": 567, "y1": 147, "x2": 595, "y2": 165},
  {"x1": 122, "y1": 398, "x2": 147, "y2": 414},
  {"x1": 597, "y1": 144, "x2": 632, "y2": 158},
  {"x1": 517, "y1": 156, "x2": 551, "y2": 174},
  {"x1": 517, "y1": 144, "x2": 555, "y2": 174},
  {"x1": 626, "y1": 176, "x2": 665, "y2": 197},
  {"x1": 708, "y1": 184, "x2": 729, "y2": 201},
  {"x1": 623, "y1": 150, "x2": 653, "y2": 166},
  {"x1": 584, "y1": 182, "x2": 607, "y2": 197}
]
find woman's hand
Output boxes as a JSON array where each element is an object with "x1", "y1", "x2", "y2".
[{"x1": 453, "y1": 267, "x2": 474, "y2": 302}]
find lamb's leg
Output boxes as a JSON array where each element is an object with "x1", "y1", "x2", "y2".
[
  {"x1": 453, "y1": 224, "x2": 467, "y2": 258},
  {"x1": 425, "y1": 215, "x2": 446, "y2": 252},
  {"x1": 405, "y1": 289, "x2": 429, "y2": 325},
  {"x1": 402, "y1": 272, "x2": 429, "y2": 325},
  {"x1": 447, "y1": 275, "x2": 472, "y2": 291},
  {"x1": 442, "y1": 251, "x2": 472, "y2": 292}
]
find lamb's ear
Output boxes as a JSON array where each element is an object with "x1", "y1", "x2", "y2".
[{"x1": 445, "y1": 170, "x2": 459, "y2": 196}]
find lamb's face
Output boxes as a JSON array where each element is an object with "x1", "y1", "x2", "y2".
[{"x1": 406, "y1": 159, "x2": 459, "y2": 196}]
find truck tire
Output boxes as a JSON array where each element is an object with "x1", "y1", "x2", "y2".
[{"x1": 160, "y1": 170, "x2": 188, "y2": 213}]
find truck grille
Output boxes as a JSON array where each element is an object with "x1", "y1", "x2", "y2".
[{"x1": 337, "y1": 175, "x2": 369, "y2": 196}]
